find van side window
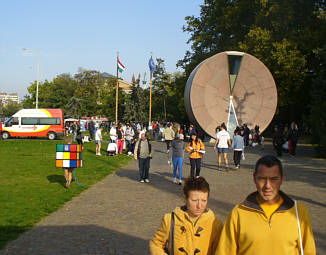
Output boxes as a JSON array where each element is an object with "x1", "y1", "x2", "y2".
[
  {"x1": 39, "y1": 118, "x2": 60, "y2": 125},
  {"x1": 21, "y1": 117, "x2": 38, "y2": 125}
]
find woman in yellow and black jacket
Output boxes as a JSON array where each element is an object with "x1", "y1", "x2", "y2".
[
  {"x1": 186, "y1": 133, "x2": 205, "y2": 177},
  {"x1": 150, "y1": 176, "x2": 223, "y2": 255}
]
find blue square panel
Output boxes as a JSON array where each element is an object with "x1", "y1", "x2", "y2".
[{"x1": 70, "y1": 160, "x2": 77, "y2": 168}]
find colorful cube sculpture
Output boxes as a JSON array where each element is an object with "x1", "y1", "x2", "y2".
[{"x1": 56, "y1": 144, "x2": 83, "y2": 168}]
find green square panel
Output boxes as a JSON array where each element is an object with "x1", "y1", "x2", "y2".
[{"x1": 56, "y1": 144, "x2": 64, "y2": 152}]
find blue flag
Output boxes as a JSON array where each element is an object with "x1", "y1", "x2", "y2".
[{"x1": 148, "y1": 56, "x2": 157, "y2": 72}]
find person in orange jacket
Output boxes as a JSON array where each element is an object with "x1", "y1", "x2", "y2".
[{"x1": 186, "y1": 133, "x2": 205, "y2": 177}]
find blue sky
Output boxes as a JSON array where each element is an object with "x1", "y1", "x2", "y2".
[{"x1": 0, "y1": 0, "x2": 202, "y2": 98}]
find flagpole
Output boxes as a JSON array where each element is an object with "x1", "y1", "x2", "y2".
[
  {"x1": 115, "y1": 51, "x2": 119, "y2": 124},
  {"x1": 149, "y1": 52, "x2": 153, "y2": 124}
]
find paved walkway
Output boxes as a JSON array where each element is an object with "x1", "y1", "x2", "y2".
[{"x1": 1, "y1": 139, "x2": 325, "y2": 254}]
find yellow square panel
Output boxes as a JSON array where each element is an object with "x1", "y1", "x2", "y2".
[{"x1": 63, "y1": 152, "x2": 70, "y2": 160}]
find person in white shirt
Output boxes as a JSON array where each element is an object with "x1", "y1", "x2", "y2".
[
  {"x1": 214, "y1": 123, "x2": 231, "y2": 170},
  {"x1": 107, "y1": 142, "x2": 118, "y2": 156},
  {"x1": 95, "y1": 127, "x2": 103, "y2": 156},
  {"x1": 110, "y1": 124, "x2": 117, "y2": 143},
  {"x1": 125, "y1": 124, "x2": 135, "y2": 154}
]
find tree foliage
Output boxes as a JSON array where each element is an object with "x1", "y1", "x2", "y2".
[
  {"x1": 179, "y1": 0, "x2": 326, "y2": 127},
  {"x1": 22, "y1": 69, "x2": 127, "y2": 120},
  {"x1": 123, "y1": 74, "x2": 147, "y2": 122},
  {"x1": 0, "y1": 102, "x2": 22, "y2": 118}
]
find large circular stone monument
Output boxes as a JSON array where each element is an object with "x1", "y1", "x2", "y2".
[{"x1": 184, "y1": 51, "x2": 277, "y2": 138}]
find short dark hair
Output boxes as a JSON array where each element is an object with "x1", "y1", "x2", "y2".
[
  {"x1": 183, "y1": 176, "x2": 210, "y2": 198},
  {"x1": 254, "y1": 155, "x2": 283, "y2": 176}
]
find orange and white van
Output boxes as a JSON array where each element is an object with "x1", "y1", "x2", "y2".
[{"x1": 1, "y1": 109, "x2": 64, "y2": 140}]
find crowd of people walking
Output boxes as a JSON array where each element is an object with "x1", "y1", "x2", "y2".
[{"x1": 61, "y1": 118, "x2": 314, "y2": 254}]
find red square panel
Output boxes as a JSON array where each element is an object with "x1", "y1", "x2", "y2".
[{"x1": 70, "y1": 144, "x2": 77, "y2": 152}]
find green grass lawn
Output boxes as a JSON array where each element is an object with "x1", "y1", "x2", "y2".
[{"x1": 0, "y1": 138, "x2": 131, "y2": 249}]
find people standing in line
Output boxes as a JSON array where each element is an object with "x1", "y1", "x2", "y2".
[
  {"x1": 94, "y1": 121, "x2": 99, "y2": 134},
  {"x1": 134, "y1": 133, "x2": 152, "y2": 183},
  {"x1": 76, "y1": 122, "x2": 83, "y2": 145},
  {"x1": 214, "y1": 123, "x2": 231, "y2": 171},
  {"x1": 283, "y1": 125, "x2": 290, "y2": 153},
  {"x1": 88, "y1": 120, "x2": 95, "y2": 141},
  {"x1": 169, "y1": 134, "x2": 185, "y2": 185},
  {"x1": 232, "y1": 128, "x2": 244, "y2": 169},
  {"x1": 110, "y1": 123, "x2": 117, "y2": 143},
  {"x1": 150, "y1": 176, "x2": 223, "y2": 255},
  {"x1": 215, "y1": 155, "x2": 316, "y2": 255},
  {"x1": 73, "y1": 121, "x2": 78, "y2": 141},
  {"x1": 243, "y1": 124, "x2": 250, "y2": 147},
  {"x1": 186, "y1": 133, "x2": 205, "y2": 177},
  {"x1": 117, "y1": 123, "x2": 125, "y2": 154},
  {"x1": 125, "y1": 123, "x2": 135, "y2": 155},
  {"x1": 188, "y1": 124, "x2": 197, "y2": 137},
  {"x1": 288, "y1": 122, "x2": 299, "y2": 156},
  {"x1": 172, "y1": 122, "x2": 178, "y2": 138},
  {"x1": 154, "y1": 122, "x2": 160, "y2": 141},
  {"x1": 273, "y1": 125, "x2": 284, "y2": 157},
  {"x1": 176, "y1": 124, "x2": 184, "y2": 137},
  {"x1": 148, "y1": 121, "x2": 154, "y2": 139},
  {"x1": 163, "y1": 123, "x2": 175, "y2": 153},
  {"x1": 95, "y1": 126, "x2": 103, "y2": 156}
]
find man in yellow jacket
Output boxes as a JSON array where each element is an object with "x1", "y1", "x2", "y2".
[{"x1": 215, "y1": 155, "x2": 316, "y2": 255}]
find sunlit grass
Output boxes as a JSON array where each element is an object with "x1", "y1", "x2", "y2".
[{"x1": 0, "y1": 139, "x2": 131, "y2": 249}]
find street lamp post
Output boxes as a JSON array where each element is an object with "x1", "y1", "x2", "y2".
[{"x1": 23, "y1": 48, "x2": 40, "y2": 109}]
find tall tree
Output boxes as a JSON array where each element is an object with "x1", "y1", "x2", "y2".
[
  {"x1": 180, "y1": 0, "x2": 326, "y2": 123},
  {"x1": 124, "y1": 74, "x2": 147, "y2": 122},
  {"x1": 152, "y1": 58, "x2": 172, "y2": 121}
]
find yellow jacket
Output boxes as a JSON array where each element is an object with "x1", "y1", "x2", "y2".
[
  {"x1": 186, "y1": 139, "x2": 205, "y2": 159},
  {"x1": 150, "y1": 206, "x2": 223, "y2": 255},
  {"x1": 215, "y1": 191, "x2": 316, "y2": 255}
]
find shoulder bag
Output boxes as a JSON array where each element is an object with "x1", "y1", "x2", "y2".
[{"x1": 164, "y1": 212, "x2": 175, "y2": 255}]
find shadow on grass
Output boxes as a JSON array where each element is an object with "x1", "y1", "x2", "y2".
[
  {"x1": 47, "y1": 175, "x2": 66, "y2": 188},
  {"x1": 0, "y1": 225, "x2": 148, "y2": 254},
  {"x1": 0, "y1": 225, "x2": 32, "y2": 251}
]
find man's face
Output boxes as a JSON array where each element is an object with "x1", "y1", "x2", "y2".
[
  {"x1": 184, "y1": 190, "x2": 208, "y2": 219},
  {"x1": 254, "y1": 164, "x2": 284, "y2": 204}
]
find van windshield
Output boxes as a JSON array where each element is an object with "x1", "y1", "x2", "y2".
[{"x1": 5, "y1": 117, "x2": 19, "y2": 127}]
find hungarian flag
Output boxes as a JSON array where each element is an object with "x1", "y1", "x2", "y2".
[{"x1": 117, "y1": 57, "x2": 125, "y2": 73}]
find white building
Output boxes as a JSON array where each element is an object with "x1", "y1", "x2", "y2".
[{"x1": 0, "y1": 92, "x2": 20, "y2": 106}]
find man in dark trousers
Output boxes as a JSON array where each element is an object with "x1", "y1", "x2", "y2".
[
  {"x1": 134, "y1": 133, "x2": 152, "y2": 183},
  {"x1": 88, "y1": 120, "x2": 95, "y2": 141},
  {"x1": 273, "y1": 125, "x2": 284, "y2": 157},
  {"x1": 243, "y1": 124, "x2": 250, "y2": 147}
]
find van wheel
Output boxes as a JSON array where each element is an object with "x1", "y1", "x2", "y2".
[
  {"x1": 48, "y1": 132, "x2": 56, "y2": 140},
  {"x1": 2, "y1": 132, "x2": 10, "y2": 139}
]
